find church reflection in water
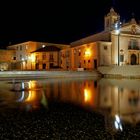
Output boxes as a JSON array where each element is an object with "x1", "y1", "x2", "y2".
[{"x1": 11, "y1": 78, "x2": 140, "y2": 132}]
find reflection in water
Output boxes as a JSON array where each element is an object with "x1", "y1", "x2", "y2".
[
  {"x1": 11, "y1": 80, "x2": 46, "y2": 110},
  {"x1": 98, "y1": 78, "x2": 140, "y2": 133},
  {"x1": 0, "y1": 78, "x2": 140, "y2": 133},
  {"x1": 17, "y1": 91, "x2": 25, "y2": 102},
  {"x1": 114, "y1": 114, "x2": 123, "y2": 131},
  {"x1": 84, "y1": 89, "x2": 91, "y2": 102}
]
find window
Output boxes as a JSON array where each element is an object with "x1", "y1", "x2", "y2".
[
  {"x1": 84, "y1": 60, "x2": 86, "y2": 64},
  {"x1": 20, "y1": 45, "x2": 22, "y2": 50},
  {"x1": 43, "y1": 64, "x2": 46, "y2": 69},
  {"x1": 49, "y1": 54, "x2": 54, "y2": 61},
  {"x1": 120, "y1": 55, "x2": 124, "y2": 62},
  {"x1": 104, "y1": 46, "x2": 107, "y2": 50},
  {"x1": 13, "y1": 57, "x2": 16, "y2": 60},
  {"x1": 25, "y1": 45, "x2": 28, "y2": 50},
  {"x1": 20, "y1": 55, "x2": 22, "y2": 60},
  {"x1": 129, "y1": 39, "x2": 138, "y2": 50},
  {"x1": 42, "y1": 54, "x2": 46, "y2": 60}
]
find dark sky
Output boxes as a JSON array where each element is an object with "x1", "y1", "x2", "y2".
[{"x1": 0, "y1": 0, "x2": 140, "y2": 48}]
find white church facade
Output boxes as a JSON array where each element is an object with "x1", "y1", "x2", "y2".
[
  {"x1": 67, "y1": 7, "x2": 140, "y2": 70},
  {"x1": 104, "y1": 8, "x2": 140, "y2": 66}
]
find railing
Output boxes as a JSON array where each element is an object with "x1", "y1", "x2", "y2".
[{"x1": 128, "y1": 46, "x2": 139, "y2": 50}]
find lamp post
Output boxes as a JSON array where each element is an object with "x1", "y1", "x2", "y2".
[
  {"x1": 115, "y1": 22, "x2": 121, "y2": 66},
  {"x1": 118, "y1": 32, "x2": 120, "y2": 66}
]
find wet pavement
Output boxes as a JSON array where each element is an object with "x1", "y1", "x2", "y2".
[
  {"x1": 0, "y1": 102, "x2": 110, "y2": 140},
  {"x1": 0, "y1": 102, "x2": 140, "y2": 140}
]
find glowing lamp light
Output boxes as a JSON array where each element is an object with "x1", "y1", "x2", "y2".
[
  {"x1": 22, "y1": 58, "x2": 25, "y2": 61},
  {"x1": 85, "y1": 49, "x2": 91, "y2": 57},
  {"x1": 42, "y1": 45, "x2": 45, "y2": 48},
  {"x1": 115, "y1": 29, "x2": 120, "y2": 35},
  {"x1": 115, "y1": 23, "x2": 118, "y2": 29},
  {"x1": 31, "y1": 54, "x2": 35, "y2": 62}
]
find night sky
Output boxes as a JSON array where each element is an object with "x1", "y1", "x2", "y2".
[{"x1": 0, "y1": 0, "x2": 140, "y2": 48}]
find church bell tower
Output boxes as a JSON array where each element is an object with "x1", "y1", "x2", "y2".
[{"x1": 104, "y1": 8, "x2": 120, "y2": 31}]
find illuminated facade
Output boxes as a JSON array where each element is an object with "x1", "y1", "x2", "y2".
[
  {"x1": 0, "y1": 49, "x2": 16, "y2": 70},
  {"x1": 5, "y1": 41, "x2": 70, "y2": 70},
  {"x1": 31, "y1": 45, "x2": 61, "y2": 70},
  {"x1": 1, "y1": 8, "x2": 140, "y2": 71},
  {"x1": 111, "y1": 18, "x2": 140, "y2": 65}
]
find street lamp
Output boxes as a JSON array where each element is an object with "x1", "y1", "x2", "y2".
[
  {"x1": 115, "y1": 22, "x2": 121, "y2": 66},
  {"x1": 118, "y1": 31, "x2": 120, "y2": 66}
]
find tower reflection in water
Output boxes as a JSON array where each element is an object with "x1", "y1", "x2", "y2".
[{"x1": 11, "y1": 78, "x2": 140, "y2": 132}]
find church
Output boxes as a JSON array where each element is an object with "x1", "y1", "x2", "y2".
[
  {"x1": 71, "y1": 8, "x2": 140, "y2": 68},
  {"x1": 1, "y1": 8, "x2": 140, "y2": 71},
  {"x1": 60, "y1": 7, "x2": 140, "y2": 70}
]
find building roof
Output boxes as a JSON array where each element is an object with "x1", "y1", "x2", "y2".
[
  {"x1": 32, "y1": 45, "x2": 61, "y2": 53},
  {"x1": 70, "y1": 31, "x2": 111, "y2": 47}
]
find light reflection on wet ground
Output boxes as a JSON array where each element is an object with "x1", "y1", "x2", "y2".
[{"x1": 0, "y1": 77, "x2": 140, "y2": 139}]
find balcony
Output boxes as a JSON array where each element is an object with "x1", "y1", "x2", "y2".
[{"x1": 128, "y1": 46, "x2": 139, "y2": 50}]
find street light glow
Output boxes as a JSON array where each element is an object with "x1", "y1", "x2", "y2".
[
  {"x1": 85, "y1": 49, "x2": 91, "y2": 57},
  {"x1": 31, "y1": 54, "x2": 35, "y2": 62},
  {"x1": 115, "y1": 29, "x2": 120, "y2": 35}
]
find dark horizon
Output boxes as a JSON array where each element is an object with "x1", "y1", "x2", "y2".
[{"x1": 0, "y1": 0, "x2": 140, "y2": 48}]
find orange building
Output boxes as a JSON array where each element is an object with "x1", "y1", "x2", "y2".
[
  {"x1": 6, "y1": 41, "x2": 69, "y2": 70},
  {"x1": 0, "y1": 49, "x2": 16, "y2": 70},
  {"x1": 31, "y1": 45, "x2": 61, "y2": 70}
]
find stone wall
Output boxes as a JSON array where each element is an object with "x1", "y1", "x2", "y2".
[{"x1": 98, "y1": 65, "x2": 140, "y2": 78}]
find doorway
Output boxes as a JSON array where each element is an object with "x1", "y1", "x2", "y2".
[
  {"x1": 94, "y1": 59, "x2": 97, "y2": 69},
  {"x1": 43, "y1": 64, "x2": 46, "y2": 69},
  {"x1": 131, "y1": 54, "x2": 137, "y2": 65}
]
